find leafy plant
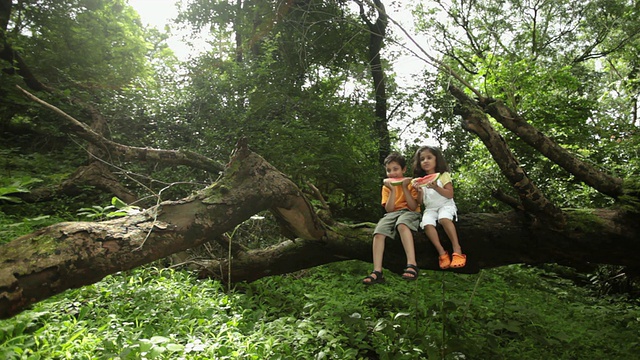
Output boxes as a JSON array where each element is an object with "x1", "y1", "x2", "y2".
[
  {"x1": 76, "y1": 197, "x2": 141, "y2": 221},
  {"x1": 0, "y1": 263, "x2": 639, "y2": 359},
  {"x1": 0, "y1": 177, "x2": 42, "y2": 203}
]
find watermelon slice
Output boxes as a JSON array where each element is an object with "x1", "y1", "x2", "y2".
[
  {"x1": 413, "y1": 173, "x2": 440, "y2": 187},
  {"x1": 388, "y1": 177, "x2": 407, "y2": 186}
]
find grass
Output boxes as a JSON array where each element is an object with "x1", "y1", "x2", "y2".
[{"x1": 1, "y1": 261, "x2": 639, "y2": 359}]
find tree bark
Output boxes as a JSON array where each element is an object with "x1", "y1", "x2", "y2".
[
  {"x1": 2, "y1": 144, "x2": 639, "y2": 319},
  {"x1": 358, "y1": 0, "x2": 390, "y2": 165},
  {"x1": 481, "y1": 97, "x2": 624, "y2": 198},
  {"x1": 449, "y1": 85, "x2": 567, "y2": 228},
  {"x1": 195, "y1": 208, "x2": 640, "y2": 282},
  {"x1": 0, "y1": 141, "x2": 324, "y2": 319}
]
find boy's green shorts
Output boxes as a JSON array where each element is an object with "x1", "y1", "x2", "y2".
[{"x1": 373, "y1": 209, "x2": 421, "y2": 240}]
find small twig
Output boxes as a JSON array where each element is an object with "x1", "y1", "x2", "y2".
[
  {"x1": 361, "y1": 0, "x2": 485, "y2": 100},
  {"x1": 306, "y1": 181, "x2": 330, "y2": 210},
  {"x1": 461, "y1": 270, "x2": 484, "y2": 325}
]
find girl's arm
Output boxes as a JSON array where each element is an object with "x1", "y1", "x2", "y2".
[
  {"x1": 428, "y1": 181, "x2": 454, "y2": 199},
  {"x1": 411, "y1": 179, "x2": 424, "y2": 206}
]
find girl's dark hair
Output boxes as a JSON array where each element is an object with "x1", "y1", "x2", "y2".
[{"x1": 412, "y1": 146, "x2": 450, "y2": 177}]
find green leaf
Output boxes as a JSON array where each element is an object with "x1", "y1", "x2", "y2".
[
  {"x1": 111, "y1": 197, "x2": 129, "y2": 209},
  {"x1": 165, "y1": 343, "x2": 184, "y2": 352}
]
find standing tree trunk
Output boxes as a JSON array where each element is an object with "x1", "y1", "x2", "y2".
[{"x1": 358, "y1": 0, "x2": 390, "y2": 165}]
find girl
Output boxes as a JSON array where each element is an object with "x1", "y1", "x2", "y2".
[{"x1": 412, "y1": 146, "x2": 466, "y2": 269}]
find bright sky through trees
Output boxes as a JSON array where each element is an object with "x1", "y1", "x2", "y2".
[
  {"x1": 128, "y1": 0, "x2": 208, "y2": 60},
  {"x1": 128, "y1": 0, "x2": 428, "y2": 78},
  {"x1": 127, "y1": 0, "x2": 434, "y2": 146}
]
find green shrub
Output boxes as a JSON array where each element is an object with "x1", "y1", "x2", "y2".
[{"x1": 0, "y1": 263, "x2": 638, "y2": 359}]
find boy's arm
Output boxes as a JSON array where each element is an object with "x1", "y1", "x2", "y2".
[
  {"x1": 383, "y1": 182, "x2": 397, "y2": 213},
  {"x1": 402, "y1": 178, "x2": 419, "y2": 211}
]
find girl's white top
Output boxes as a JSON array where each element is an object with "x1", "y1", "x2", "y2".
[{"x1": 421, "y1": 172, "x2": 456, "y2": 210}]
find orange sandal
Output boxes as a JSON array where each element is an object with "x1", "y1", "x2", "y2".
[
  {"x1": 450, "y1": 253, "x2": 467, "y2": 268},
  {"x1": 438, "y1": 252, "x2": 451, "y2": 269}
]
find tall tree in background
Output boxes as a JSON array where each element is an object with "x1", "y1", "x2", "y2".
[
  {"x1": 357, "y1": 0, "x2": 390, "y2": 165},
  {"x1": 177, "y1": 0, "x2": 385, "y2": 216}
]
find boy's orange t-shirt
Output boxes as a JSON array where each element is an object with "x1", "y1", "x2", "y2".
[{"x1": 381, "y1": 183, "x2": 420, "y2": 212}]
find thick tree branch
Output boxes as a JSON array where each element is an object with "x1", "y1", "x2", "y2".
[
  {"x1": 2, "y1": 147, "x2": 640, "y2": 320},
  {"x1": 0, "y1": 145, "x2": 325, "y2": 319},
  {"x1": 449, "y1": 84, "x2": 566, "y2": 227},
  {"x1": 492, "y1": 188, "x2": 525, "y2": 211},
  {"x1": 195, "y1": 209, "x2": 639, "y2": 283},
  {"x1": 1, "y1": 43, "x2": 50, "y2": 92},
  {"x1": 20, "y1": 162, "x2": 137, "y2": 204},
  {"x1": 481, "y1": 98, "x2": 624, "y2": 198},
  {"x1": 16, "y1": 85, "x2": 226, "y2": 175}
]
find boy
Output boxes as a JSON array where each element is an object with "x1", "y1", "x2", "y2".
[{"x1": 362, "y1": 152, "x2": 421, "y2": 284}]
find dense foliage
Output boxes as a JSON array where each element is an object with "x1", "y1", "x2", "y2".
[
  {"x1": 1, "y1": 0, "x2": 640, "y2": 357},
  {"x1": 1, "y1": 263, "x2": 638, "y2": 359},
  {"x1": 3, "y1": 0, "x2": 637, "y2": 216},
  {"x1": 409, "y1": 0, "x2": 640, "y2": 212}
]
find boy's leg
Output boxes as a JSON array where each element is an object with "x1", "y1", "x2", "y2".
[
  {"x1": 398, "y1": 224, "x2": 419, "y2": 279},
  {"x1": 396, "y1": 211, "x2": 421, "y2": 279},
  {"x1": 397, "y1": 224, "x2": 417, "y2": 267},
  {"x1": 363, "y1": 233, "x2": 386, "y2": 284},
  {"x1": 372, "y1": 233, "x2": 386, "y2": 273}
]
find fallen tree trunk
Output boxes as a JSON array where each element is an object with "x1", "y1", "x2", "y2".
[
  {"x1": 20, "y1": 162, "x2": 137, "y2": 204},
  {"x1": 195, "y1": 208, "x2": 640, "y2": 282},
  {"x1": 2, "y1": 144, "x2": 639, "y2": 319},
  {"x1": 0, "y1": 141, "x2": 324, "y2": 319}
]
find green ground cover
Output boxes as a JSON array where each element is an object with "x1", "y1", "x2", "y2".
[{"x1": 1, "y1": 261, "x2": 638, "y2": 359}]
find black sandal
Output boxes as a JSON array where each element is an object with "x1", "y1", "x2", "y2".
[
  {"x1": 362, "y1": 270, "x2": 385, "y2": 285},
  {"x1": 402, "y1": 264, "x2": 419, "y2": 280}
]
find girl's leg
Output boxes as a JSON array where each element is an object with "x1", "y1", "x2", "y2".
[
  {"x1": 440, "y1": 218, "x2": 465, "y2": 268},
  {"x1": 424, "y1": 224, "x2": 446, "y2": 255},
  {"x1": 425, "y1": 224, "x2": 450, "y2": 269},
  {"x1": 397, "y1": 224, "x2": 416, "y2": 266},
  {"x1": 439, "y1": 219, "x2": 462, "y2": 254}
]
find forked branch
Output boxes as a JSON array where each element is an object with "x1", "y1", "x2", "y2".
[{"x1": 449, "y1": 85, "x2": 566, "y2": 227}]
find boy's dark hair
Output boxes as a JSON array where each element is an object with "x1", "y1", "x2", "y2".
[
  {"x1": 384, "y1": 152, "x2": 406, "y2": 168},
  {"x1": 412, "y1": 146, "x2": 450, "y2": 177}
]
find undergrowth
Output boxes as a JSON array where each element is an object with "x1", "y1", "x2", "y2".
[{"x1": 1, "y1": 262, "x2": 639, "y2": 359}]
